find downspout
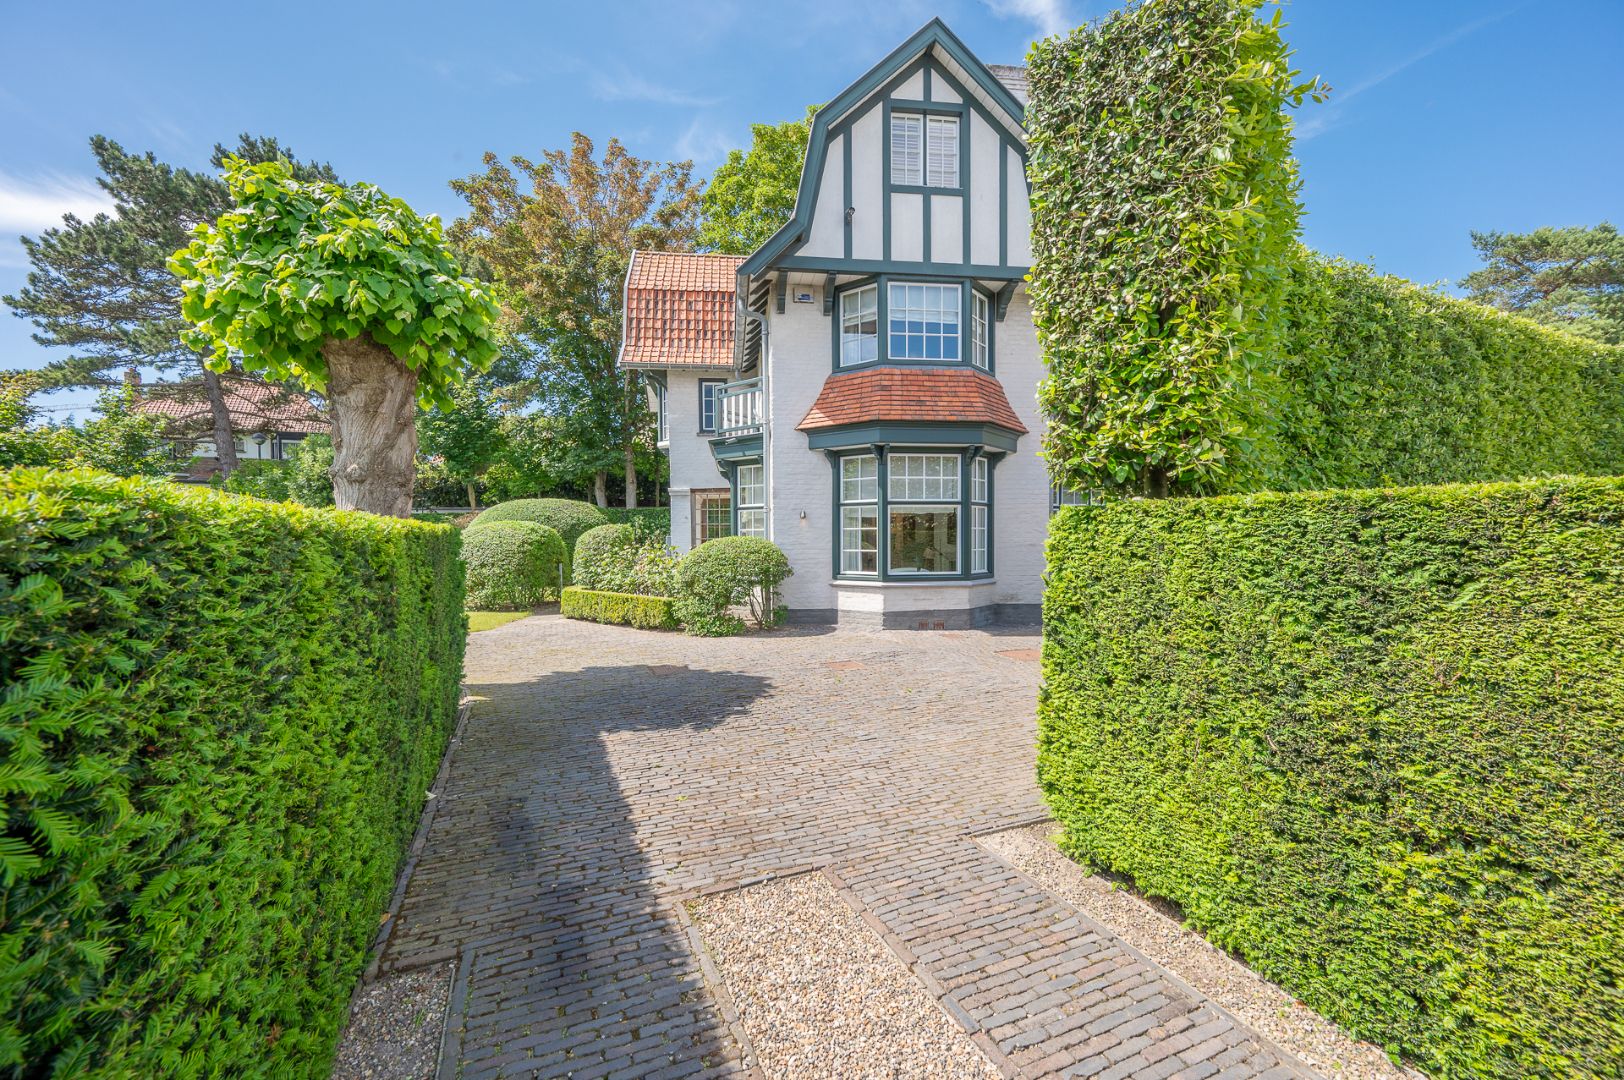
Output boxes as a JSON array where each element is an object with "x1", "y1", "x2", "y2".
[{"x1": 737, "y1": 297, "x2": 772, "y2": 542}]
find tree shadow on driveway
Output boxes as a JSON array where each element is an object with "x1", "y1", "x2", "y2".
[{"x1": 384, "y1": 663, "x2": 771, "y2": 1080}]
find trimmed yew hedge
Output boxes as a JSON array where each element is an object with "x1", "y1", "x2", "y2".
[
  {"x1": 560, "y1": 586, "x2": 678, "y2": 630},
  {"x1": 0, "y1": 469, "x2": 466, "y2": 1077},
  {"x1": 1039, "y1": 477, "x2": 1624, "y2": 1078}
]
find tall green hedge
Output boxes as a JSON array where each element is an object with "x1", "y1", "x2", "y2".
[
  {"x1": 1039, "y1": 477, "x2": 1624, "y2": 1077},
  {"x1": 1261, "y1": 253, "x2": 1624, "y2": 490},
  {"x1": 0, "y1": 469, "x2": 466, "y2": 1077}
]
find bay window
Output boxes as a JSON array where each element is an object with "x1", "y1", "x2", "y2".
[
  {"x1": 838, "y1": 454, "x2": 879, "y2": 574},
  {"x1": 971, "y1": 290, "x2": 989, "y2": 370},
  {"x1": 887, "y1": 453, "x2": 959, "y2": 574},
  {"x1": 736, "y1": 463, "x2": 765, "y2": 538},
  {"x1": 888, "y1": 283, "x2": 960, "y2": 361},
  {"x1": 971, "y1": 456, "x2": 989, "y2": 573},
  {"x1": 840, "y1": 284, "x2": 878, "y2": 366}
]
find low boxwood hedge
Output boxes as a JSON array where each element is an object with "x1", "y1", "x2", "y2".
[
  {"x1": 1039, "y1": 476, "x2": 1624, "y2": 1078},
  {"x1": 560, "y1": 586, "x2": 678, "y2": 630},
  {"x1": 0, "y1": 468, "x2": 465, "y2": 1077},
  {"x1": 461, "y1": 520, "x2": 565, "y2": 610}
]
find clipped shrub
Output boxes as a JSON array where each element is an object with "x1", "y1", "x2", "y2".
[
  {"x1": 1039, "y1": 476, "x2": 1624, "y2": 1078},
  {"x1": 603, "y1": 506, "x2": 671, "y2": 540},
  {"x1": 0, "y1": 467, "x2": 464, "y2": 1078},
  {"x1": 571, "y1": 523, "x2": 638, "y2": 592},
  {"x1": 672, "y1": 536, "x2": 792, "y2": 636},
  {"x1": 470, "y1": 498, "x2": 608, "y2": 554},
  {"x1": 560, "y1": 586, "x2": 678, "y2": 630},
  {"x1": 461, "y1": 520, "x2": 565, "y2": 610}
]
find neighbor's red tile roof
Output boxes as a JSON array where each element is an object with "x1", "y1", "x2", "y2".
[
  {"x1": 132, "y1": 377, "x2": 328, "y2": 435},
  {"x1": 798, "y1": 368, "x2": 1029, "y2": 433},
  {"x1": 618, "y1": 251, "x2": 743, "y2": 369}
]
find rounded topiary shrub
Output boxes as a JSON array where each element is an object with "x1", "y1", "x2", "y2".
[
  {"x1": 470, "y1": 499, "x2": 609, "y2": 553},
  {"x1": 571, "y1": 523, "x2": 637, "y2": 593},
  {"x1": 462, "y1": 520, "x2": 566, "y2": 610},
  {"x1": 673, "y1": 536, "x2": 792, "y2": 636}
]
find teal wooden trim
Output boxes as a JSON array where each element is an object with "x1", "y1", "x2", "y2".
[
  {"x1": 709, "y1": 432, "x2": 763, "y2": 464},
  {"x1": 881, "y1": 96, "x2": 892, "y2": 263},
  {"x1": 642, "y1": 370, "x2": 668, "y2": 389},
  {"x1": 782, "y1": 256, "x2": 1028, "y2": 279},
  {"x1": 892, "y1": 182, "x2": 963, "y2": 196},
  {"x1": 805, "y1": 421, "x2": 1021, "y2": 454},
  {"x1": 842, "y1": 131, "x2": 853, "y2": 261},
  {"x1": 888, "y1": 98, "x2": 968, "y2": 117},
  {"x1": 994, "y1": 280, "x2": 1017, "y2": 322},
  {"x1": 922, "y1": 185, "x2": 931, "y2": 263},
  {"x1": 828, "y1": 444, "x2": 998, "y2": 582},
  {"x1": 774, "y1": 271, "x2": 787, "y2": 314},
  {"x1": 740, "y1": 19, "x2": 1024, "y2": 280}
]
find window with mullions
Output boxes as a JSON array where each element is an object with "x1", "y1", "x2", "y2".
[
  {"x1": 888, "y1": 283, "x2": 960, "y2": 361},
  {"x1": 890, "y1": 113, "x2": 959, "y2": 188},
  {"x1": 971, "y1": 456, "x2": 989, "y2": 574},
  {"x1": 699, "y1": 379, "x2": 724, "y2": 432},
  {"x1": 736, "y1": 463, "x2": 765, "y2": 538},
  {"x1": 888, "y1": 453, "x2": 959, "y2": 574},
  {"x1": 654, "y1": 383, "x2": 668, "y2": 442},
  {"x1": 692, "y1": 489, "x2": 731, "y2": 546},
  {"x1": 971, "y1": 291, "x2": 989, "y2": 370},
  {"x1": 840, "y1": 284, "x2": 878, "y2": 366},
  {"x1": 838, "y1": 454, "x2": 879, "y2": 574}
]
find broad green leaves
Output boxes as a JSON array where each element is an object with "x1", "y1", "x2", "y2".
[{"x1": 169, "y1": 159, "x2": 500, "y2": 411}]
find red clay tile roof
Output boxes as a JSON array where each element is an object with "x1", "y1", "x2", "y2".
[
  {"x1": 798, "y1": 368, "x2": 1029, "y2": 434},
  {"x1": 618, "y1": 250, "x2": 743, "y2": 369},
  {"x1": 132, "y1": 377, "x2": 328, "y2": 435}
]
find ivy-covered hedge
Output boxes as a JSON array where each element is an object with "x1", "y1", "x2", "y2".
[
  {"x1": 0, "y1": 469, "x2": 465, "y2": 1077},
  {"x1": 1038, "y1": 476, "x2": 1624, "y2": 1077},
  {"x1": 1262, "y1": 253, "x2": 1624, "y2": 490},
  {"x1": 560, "y1": 586, "x2": 678, "y2": 630}
]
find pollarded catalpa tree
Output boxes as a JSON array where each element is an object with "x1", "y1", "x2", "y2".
[{"x1": 170, "y1": 159, "x2": 500, "y2": 515}]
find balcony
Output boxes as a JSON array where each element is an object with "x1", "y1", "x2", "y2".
[{"x1": 714, "y1": 378, "x2": 763, "y2": 436}]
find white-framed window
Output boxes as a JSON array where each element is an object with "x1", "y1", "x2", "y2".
[
  {"x1": 839, "y1": 284, "x2": 879, "y2": 366},
  {"x1": 971, "y1": 291, "x2": 989, "y2": 370},
  {"x1": 654, "y1": 382, "x2": 668, "y2": 443},
  {"x1": 699, "y1": 378, "x2": 724, "y2": 432},
  {"x1": 736, "y1": 463, "x2": 765, "y2": 538},
  {"x1": 891, "y1": 112, "x2": 958, "y2": 188},
  {"x1": 926, "y1": 115, "x2": 959, "y2": 188},
  {"x1": 838, "y1": 454, "x2": 879, "y2": 575},
  {"x1": 888, "y1": 283, "x2": 961, "y2": 361},
  {"x1": 888, "y1": 453, "x2": 959, "y2": 574},
  {"x1": 890, "y1": 113, "x2": 922, "y2": 185},
  {"x1": 971, "y1": 456, "x2": 989, "y2": 574}
]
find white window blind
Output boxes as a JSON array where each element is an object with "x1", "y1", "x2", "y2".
[
  {"x1": 926, "y1": 116, "x2": 958, "y2": 188},
  {"x1": 891, "y1": 114, "x2": 922, "y2": 185}
]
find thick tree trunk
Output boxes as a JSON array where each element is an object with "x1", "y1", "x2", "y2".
[
  {"x1": 201, "y1": 368, "x2": 240, "y2": 477},
  {"x1": 593, "y1": 471, "x2": 608, "y2": 508},
  {"x1": 623, "y1": 444, "x2": 637, "y2": 509},
  {"x1": 322, "y1": 334, "x2": 417, "y2": 517},
  {"x1": 465, "y1": 480, "x2": 479, "y2": 509}
]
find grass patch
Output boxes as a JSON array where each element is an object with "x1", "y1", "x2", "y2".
[{"x1": 467, "y1": 610, "x2": 530, "y2": 632}]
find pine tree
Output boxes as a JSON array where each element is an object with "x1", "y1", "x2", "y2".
[{"x1": 3, "y1": 134, "x2": 337, "y2": 476}]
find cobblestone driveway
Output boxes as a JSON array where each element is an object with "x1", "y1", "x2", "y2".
[{"x1": 383, "y1": 616, "x2": 1311, "y2": 1079}]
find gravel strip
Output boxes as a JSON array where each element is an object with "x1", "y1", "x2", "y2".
[
  {"x1": 331, "y1": 962, "x2": 454, "y2": 1080},
  {"x1": 980, "y1": 824, "x2": 1423, "y2": 1080},
  {"x1": 690, "y1": 873, "x2": 1001, "y2": 1080}
]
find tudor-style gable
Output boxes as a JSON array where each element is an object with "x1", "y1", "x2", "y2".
[{"x1": 741, "y1": 18, "x2": 1030, "y2": 283}]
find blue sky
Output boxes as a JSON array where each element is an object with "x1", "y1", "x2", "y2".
[{"x1": 4, "y1": 0, "x2": 1620, "y2": 415}]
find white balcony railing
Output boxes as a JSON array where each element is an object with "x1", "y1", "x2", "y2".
[{"x1": 715, "y1": 378, "x2": 763, "y2": 436}]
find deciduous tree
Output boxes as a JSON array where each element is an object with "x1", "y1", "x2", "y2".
[
  {"x1": 1461, "y1": 223, "x2": 1622, "y2": 345},
  {"x1": 697, "y1": 107, "x2": 816, "y2": 255},
  {"x1": 449, "y1": 134, "x2": 701, "y2": 507},
  {"x1": 418, "y1": 376, "x2": 506, "y2": 508},
  {"x1": 170, "y1": 160, "x2": 500, "y2": 516}
]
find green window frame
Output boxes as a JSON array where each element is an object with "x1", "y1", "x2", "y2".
[{"x1": 830, "y1": 448, "x2": 995, "y2": 581}]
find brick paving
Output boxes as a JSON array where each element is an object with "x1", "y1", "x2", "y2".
[{"x1": 382, "y1": 616, "x2": 1312, "y2": 1079}]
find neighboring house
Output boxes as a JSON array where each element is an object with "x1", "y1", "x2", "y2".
[
  {"x1": 619, "y1": 18, "x2": 1043, "y2": 629},
  {"x1": 127, "y1": 372, "x2": 328, "y2": 481}
]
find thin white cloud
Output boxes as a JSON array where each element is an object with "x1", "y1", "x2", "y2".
[
  {"x1": 984, "y1": 0, "x2": 1073, "y2": 39},
  {"x1": 673, "y1": 117, "x2": 735, "y2": 168},
  {"x1": 1298, "y1": 7, "x2": 1520, "y2": 140},
  {"x1": 0, "y1": 172, "x2": 114, "y2": 235},
  {"x1": 593, "y1": 70, "x2": 720, "y2": 108}
]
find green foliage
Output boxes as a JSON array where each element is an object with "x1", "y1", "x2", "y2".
[
  {"x1": 672, "y1": 536, "x2": 792, "y2": 636},
  {"x1": 1027, "y1": 0, "x2": 1322, "y2": 495},
  {"x1": 1039, "y1": 477, "x2": 1624, "y2": 1078},
  {"x1": 285, "y1": 435, "x2": 335, "y2": 506},
  {"x1": 602, "y1": 505, "x2": 671, "y2": 540},
  {"x1": 0, "y1": 378, "x2": 85, "y2": 469},
  {"x1": 571, "y1": 523, "x2": 678, "y2": 598},
  {"x1": 1461, "y1": 223, "x2": 1623, "y2": 345},
  {"x1": 460, "y1": 520, "x2": 565, "y2": 609},
  {"x1": 0, "y1": 381, "x2": 170, "y2": 477},
  {"x1": 1262, "y1": 253, "x2": 1624, "y2": 489},
  {"x1": 417, "y1": 376, "x2": 506, "y2": 501},
  {"x1": 0, "y1": 467, "x2": 464, "y2": 1077},
  {"x1": 413, "y1": 455, "x2": 476, "y2": 508},
  {"x1": 169, "y1": 159, "x2": 500, "y2": 411},
  {"x1": 479, "y1": 412, "x2": 567, "y2": 503},
  {"x1": 471, "y1": 498, "x2": 609, "y2": 556},
  {"x1": 697, "y1": 107, "x2": 816, "y2": 255},
  {"x1": 217, "y1": 459, "x2": 294, "y2": 500},
  {"x1": 560, "y1": 587, "x2": 678, "y2": 631}
]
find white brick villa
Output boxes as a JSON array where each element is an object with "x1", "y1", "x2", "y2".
[{"x1": 619, "y1": 19, "x2": 1051, "y2": 629}]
